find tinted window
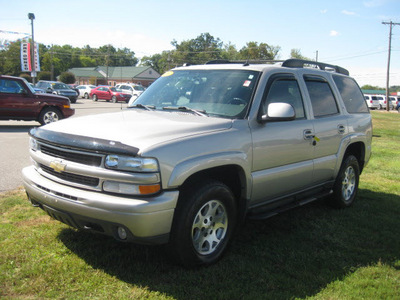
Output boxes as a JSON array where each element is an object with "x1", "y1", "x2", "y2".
[
  {"x1": 0, "y1": 79, "x2": 26, "y2": 94},
  {"x1": 263, "y1": 76, "x2": 305, "y2": 119},
  {"x1": 333, "y1": 75, "x2": 368, "y2": 113},
  {"x1": 305, "y1": 76, "x2": 338, "y2": 117}
]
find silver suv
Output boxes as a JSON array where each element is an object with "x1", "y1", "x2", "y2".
[{"x1": 22, "y1": 59, "x2": 372, "y2": 266}]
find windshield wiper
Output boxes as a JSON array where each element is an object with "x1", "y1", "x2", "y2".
[
  {"x1": 129, "y1": 103, "x2": 155, "y2": 111},
  {"x1": 163, "y1": 106, "x2": 208, "y2": 117}
]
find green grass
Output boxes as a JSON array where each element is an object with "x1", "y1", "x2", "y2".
[{"x1": 1, "y1": 111, "x2": 400, "y2": 299}]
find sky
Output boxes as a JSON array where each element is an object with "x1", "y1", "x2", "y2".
[{"x1": 1, "y1": 0, "x2": 400, "y2": 87}]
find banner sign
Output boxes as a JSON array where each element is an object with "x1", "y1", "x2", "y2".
[
  {"x1": 21, "y1": 42, "x2": 31, "y2": 72},
  {"x1": 20, "y1": 42, "x2": 40, "y2": 72}
]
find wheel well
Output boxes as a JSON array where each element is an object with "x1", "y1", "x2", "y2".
[
  {"x1": 179, "y1": 165, "x2": 247, "y2": 221},
  {"x1": 344, "y1": 142, "x2": 366, "y2": 173}
]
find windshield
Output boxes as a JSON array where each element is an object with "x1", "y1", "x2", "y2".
[
  {"x1": 52, "y1": 83, "x2": 69, "y2": 89},
  {"x1": 131, "y1": 69, "x2": 260, "y2": 118},
  {"x1": 134, "y1": 85, "x2": 145, "y2": 91}
]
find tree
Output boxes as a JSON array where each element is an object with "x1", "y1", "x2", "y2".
[
  {"x1": 290, "y1": 49, "x2": 311, "y2": 60},
  {"x1": 59, "y1": 71, "x2": 76, "y2": 84},
  {"x1": 239, "y1": 42, "x2": 280, "y2": 60},
  {"x1": 170, "y1": 33, "x2": 224, "y2": 65}
]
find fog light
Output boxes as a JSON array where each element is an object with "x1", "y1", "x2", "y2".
[{"x1": 117, "y1": 227, "x2": 127, "y2": 240}]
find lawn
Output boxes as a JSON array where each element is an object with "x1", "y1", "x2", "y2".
[{"x1": 1, "y1": 111, "x2": 399, "y2": 299}]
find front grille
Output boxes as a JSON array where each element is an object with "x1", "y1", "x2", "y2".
[
  {"x1": 40, "y1": 144, "x2": 102, "y2": 166},
  {"x1": 40, "y1": 164, "x2": 99, "y2": 187}
]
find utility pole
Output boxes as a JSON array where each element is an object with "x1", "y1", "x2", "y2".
[
  {"x1": 28, "y1": 13, "x2": 36, "y2": 84},
  {"x1": 382, "y1": 21, "x2": 400, "y2": 111}
]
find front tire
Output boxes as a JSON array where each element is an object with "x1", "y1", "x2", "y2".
[
  {"x1": 329, "y1": 155, "x2": 360, "y2": 208},
  {"x1": 38, "y1": 107, "x2": 62, "y2": 125},
  {"x1": 168, "y1": 180, "x2": 237, "y2": 267},
  {"x1": 92, "y1": 94, "x2": 98, "y2": 101}
]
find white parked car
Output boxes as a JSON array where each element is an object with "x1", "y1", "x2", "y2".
[
  {"x1": 76, "y1": 85, "x2": 96, "y2": 99},
  {"x1": 364, "y1": 95, "x2": 380, "y2": 110},
  {"x1": 375, "y1": 95, "x2": 394, "y2": 110},
  {"x1": 389, "y1": 96, "x2": 399, "y2": 110},
  {"x1": 115, "y1": 83, "x2": 145, "y2": 103}
]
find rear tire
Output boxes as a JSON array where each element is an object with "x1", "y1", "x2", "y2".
[
  {"x1": 112, "y1": 96, "x2": 117, "y2": 103},
  {"x1": 92, "y1": 94, "x2": 98, "y2": 101},
  {"x1": 328, "y1": 155, "x2": 360, "y2": 208},
  {"x1": 167, "y1": 180, "x2": 237, "y2": 267}
]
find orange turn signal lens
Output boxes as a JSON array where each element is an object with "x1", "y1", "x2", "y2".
[{"x1": 139, "y1": 184, "x2": 161, "y2": 195}]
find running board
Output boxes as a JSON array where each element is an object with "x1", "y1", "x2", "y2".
[{"x1": 248, "y1": 190, "x2": 333, "y2": 220}]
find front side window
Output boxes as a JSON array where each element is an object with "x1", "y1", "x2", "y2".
[
  {"x1": 133, "y1": 69, "x2": 260, "y2": 119},
  {"x1": 305, "y1": 76, "x2": 339, "y2": 117},
  {"x1": 333, "y1": 75, "x2": 369, "y2": 113},
  {"x1": 262, "y1": 75, "x2": 305, "y2": 119},
  {"x1": 0, "y1": 79, "x2": 27, "y2": 94}
]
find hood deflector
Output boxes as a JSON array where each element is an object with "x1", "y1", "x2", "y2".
[{"x1": 30, "y1": 127, "x2": 140, "y2": 156}]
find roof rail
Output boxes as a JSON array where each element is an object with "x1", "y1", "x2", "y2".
[
  {"x1": 281, "y1": 59, "x2": 349, "y2": 76},
  {"x1": 205, "y1": 59, "x2": 284, "y2": 66}
]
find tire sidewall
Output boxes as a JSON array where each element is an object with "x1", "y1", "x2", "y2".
[
  {"x1": 39, "y1": 107, "x2": 62, "y2": 125},
  {"x1": 331, "y1": 155, "x2": 360, "y2": 208},
  {"x1": 169, "y1": 181, "x2": 237, "y2": 267}
]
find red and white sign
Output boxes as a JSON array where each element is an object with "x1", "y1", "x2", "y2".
[{"x1": 21, "y1": 42, "x2": 40, "y2": 72}]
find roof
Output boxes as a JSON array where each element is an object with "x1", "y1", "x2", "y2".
[
  {"x1": 68, "y1": 66, "x2": 160, "y2": 80},
  {"x1": 362, "y1": 89, "x2": 386, "y2": 95}
]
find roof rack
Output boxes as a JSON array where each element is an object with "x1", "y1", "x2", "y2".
[
  {"x1": 205, "y1": 58, "x2": 349, "y2": 76},
  {"x1": 206, "y1": 59, "x2": 284, "y2": 66},
  {"x1": 282, "y1": 59, "x2": 349, "y2": 76}
]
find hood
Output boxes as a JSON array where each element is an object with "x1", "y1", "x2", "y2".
[
  {"x1": 55, "y1": 89, "x2": 76, "y2": 94},
  {"x1": 38, "y1": 109, "x2": 233, "y2": 153},
  {"x1": 35, "y1": 93, "x2": 69, "y2": 102}
]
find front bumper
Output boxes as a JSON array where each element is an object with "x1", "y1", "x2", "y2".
[{"x1": 22, "y1": 166, "x2": 179, "y2": 245}]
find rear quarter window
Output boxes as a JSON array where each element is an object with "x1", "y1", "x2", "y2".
[{"x1": 333, "y1": 75, "x2": 369, "y2": 113}]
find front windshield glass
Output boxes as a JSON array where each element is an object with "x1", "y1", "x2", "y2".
[
  {"x1": 134, "y1": 85, "x2": 145, "y2": 91},
  {"x1": 132, "y1": 69, "x2": 260, "y2": 118},
  {"x1": 52, "y1": 83, "x2": 69, "y2": 89}
]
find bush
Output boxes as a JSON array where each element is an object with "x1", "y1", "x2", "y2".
[
  {"x1": 37, "y1": 71, "x2": 52, "y2": 81},
  {"x1": 59, "y1": 72, "x2": 76, "y2": 84},
  {"x1": 19, "y1": 73, "x2": 32, "y2": 82}
]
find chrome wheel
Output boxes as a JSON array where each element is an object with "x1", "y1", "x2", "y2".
[
  {"x1": 192, "y1": 200, "x2": 228, "y2": 255},
  {"x1": 342, "y1": 166, "x2": 356, "y2": 201},
  {"x1": 43, "y1": 111, "x2": 59, "y2": 124}
]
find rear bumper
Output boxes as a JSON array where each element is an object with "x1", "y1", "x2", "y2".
[{"x1": 22, "y1": 166, "x2": 179, "y2": 244}]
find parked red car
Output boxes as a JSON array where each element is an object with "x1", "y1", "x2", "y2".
[
  {"x1": 90, "y1": 86, "x2": 131, "y2": 103},
  {"x1": 0, "y1": 75, "x2": 74, "y2": 125}
]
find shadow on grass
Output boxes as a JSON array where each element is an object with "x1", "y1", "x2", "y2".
[{"x1": 58, "y1": 189, "x2": 400, "y2": 299}]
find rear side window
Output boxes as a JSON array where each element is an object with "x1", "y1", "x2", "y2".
[
  {"x1": 333, "y1": 75, "x2": 369, "y2": 113},
  {"x1": 304, "y1": 76, "x2": 339, "y2": 117}
]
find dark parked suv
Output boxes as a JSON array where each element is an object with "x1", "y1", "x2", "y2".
[
  {"x1": 0, "y1": 75, "x2": 75, "y2": 125},
  {"x1": 36, "y1": 80, "x2": 78, "y2": 103}
]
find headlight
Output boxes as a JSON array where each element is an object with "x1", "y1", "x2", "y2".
[
  {"x1": 105, "y1": 155, "x2": 159, "y2": 172},
  {"x1": 29, "y1": 137, "x2": 38, "y2": 151}
]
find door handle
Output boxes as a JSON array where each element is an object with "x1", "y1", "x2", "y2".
[
  {"x1": 303, "y1": 129, "x2": 315, "y2": 140},
  {"x1": 338, "y1": 124, "x2": 345, "y2": 134}
]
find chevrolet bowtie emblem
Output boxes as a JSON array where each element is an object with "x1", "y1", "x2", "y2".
[{"x1": 49, "y1": 161, "x2": 67, "y2": 173}]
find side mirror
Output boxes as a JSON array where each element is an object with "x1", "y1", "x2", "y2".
[{"x1": 260, "y1": 102, "x2": 296, "y2": 122}]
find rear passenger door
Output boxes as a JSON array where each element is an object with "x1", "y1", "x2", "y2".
[{"x1": 304, "y1": 75, "x2": 347, "y2": 184}]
